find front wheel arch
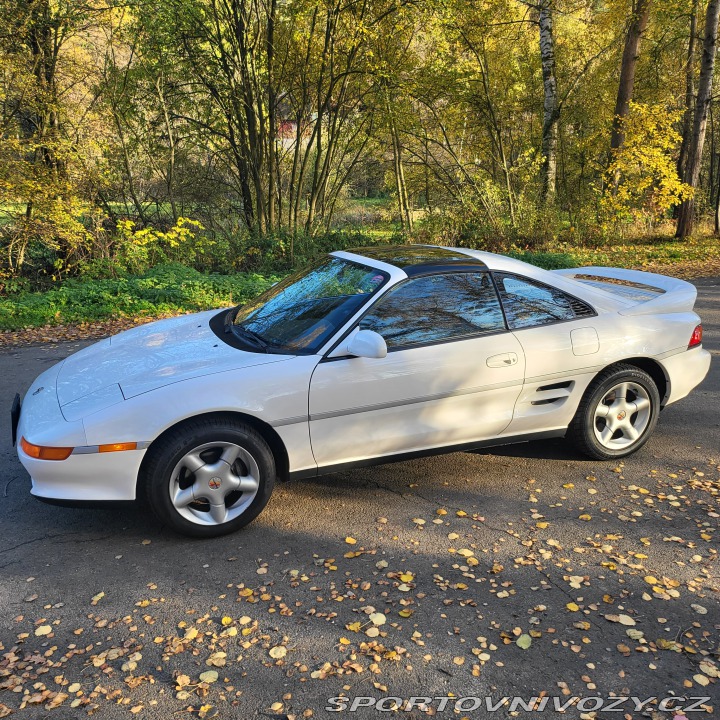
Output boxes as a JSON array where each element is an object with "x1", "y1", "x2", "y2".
[{"x1": 137, "y1": 411, "x2": 290, "y2": 498}]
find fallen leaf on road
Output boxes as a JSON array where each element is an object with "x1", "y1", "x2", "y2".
[
  {"x1": 205, "y1": 651, "x2": 226, "y2": 667},
  {"x1": 604, "y1": 614, "x2": 636, "y2": 626}
]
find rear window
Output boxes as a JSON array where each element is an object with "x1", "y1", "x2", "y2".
[{"x1": 495, "y1": 273, "x2": 595, "y2": 329}]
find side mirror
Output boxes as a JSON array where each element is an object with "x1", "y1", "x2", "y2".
[{"x1": 345, "y1": 329, "x2": 387, "y2": 359}]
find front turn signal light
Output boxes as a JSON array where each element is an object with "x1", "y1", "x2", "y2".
[
  {"x1": 20, "y1": 437, "x2": 73, "y2": 461},
  {"x1": 99, "y1": 442, "x2": 137, "y2": 453},
  {"x1": 688, "y1": 324, "x2": 703, "y2": 349}
]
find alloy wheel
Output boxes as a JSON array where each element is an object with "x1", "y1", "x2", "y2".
[
  {"x1": 592, "y1": 381, "x2": 652, "y2": 451},
  {"x1": 168, "y1": 441, "x2": 260, "y2": 526}
]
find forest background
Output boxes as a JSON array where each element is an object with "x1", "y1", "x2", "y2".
[{"x1": 2, "y1": 0, "x2": 720, "y2": 332}]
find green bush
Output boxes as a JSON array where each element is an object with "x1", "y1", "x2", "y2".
[
  {"x1": 3, "y1": 232, "x2": 717, "y2": 332},
  {"x1": 0, "y1": 263, "x2": 279, "y2": 330},
  {"x1": 221, "y1": 228, "x2": 404, "y2": 274},
  {"x1": 507, "y1": 250, "x2": 577, "y2": 270}
]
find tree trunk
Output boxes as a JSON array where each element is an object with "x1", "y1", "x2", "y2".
[
  {"x1": 538, "y1": 0, "x2": 559, "y2": 204},
  {"x1": 677, "y1": 0, "x2": 720, "y2": 238},
  {"x1": 392, "y1": 127, "x2": 413, "y2": 232},
  {"x1": 715, "y1": 155, "x2": 720, "y2": 231},
  {"x1": 266, "y1": 0, "x2": 277, "y2": 232},
  {"x1": 677, "y1": 0, "x2": 699, "y2": 180},
  {"x1": 156, "y1": 73, "x2": 178, "y2": 222},
  {"x1": 385, "y1": 94, "x2": 412, "y2": 231},
  {"x1": 709, "y1": 104, "x2": 715, "y2": 205},
  {"x1": 610, "y1": 0, "x2": 653, "y2": 154}
]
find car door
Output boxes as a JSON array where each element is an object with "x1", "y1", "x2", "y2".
[{"x1": 308, "y1": 271, "x2": 526, "y2": 467}]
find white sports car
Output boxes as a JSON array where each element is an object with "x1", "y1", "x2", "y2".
[{"x1": 13, "y1": 245, "x2": 710, "y2": 537}]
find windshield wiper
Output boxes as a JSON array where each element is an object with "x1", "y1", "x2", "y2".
[{"x1": 232, "y1": 324, "x2": 269, "y2": 351}]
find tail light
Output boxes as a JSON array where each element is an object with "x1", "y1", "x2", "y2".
[{"x1": 688, "y1": 325, "x2": 703, "y2": 349}]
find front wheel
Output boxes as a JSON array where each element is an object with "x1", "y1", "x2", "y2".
[
  {"x1": 568, "y1": 364, "x2": 660, "y2": 460},
  {"x1": 142, "y1": 418, "x2": 275, "y2": 538}
]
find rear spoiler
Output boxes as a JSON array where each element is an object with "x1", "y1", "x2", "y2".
[{"x1": 553, "y1": 267, "x2": 698, "y2": 316}]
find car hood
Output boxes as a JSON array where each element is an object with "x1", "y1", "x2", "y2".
[{"x1": 56, "y1": 310, "x2": 291, "y2": 414}]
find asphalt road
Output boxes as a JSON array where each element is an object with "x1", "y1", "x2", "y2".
[{"x1": 0, "y1": 279, "x2": 718, "y2": 720}]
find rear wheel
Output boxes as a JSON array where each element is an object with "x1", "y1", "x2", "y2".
[
  {"x1": 568, "y1": 364, "x2": 660, "y2": 460},
  {"x1": 142, "y1": 418, "x2": 275, "y2": 538}
]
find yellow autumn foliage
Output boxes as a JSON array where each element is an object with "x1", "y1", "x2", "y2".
[{"x1": 602, "y1": 103, "x2": 693, "y2": 228}]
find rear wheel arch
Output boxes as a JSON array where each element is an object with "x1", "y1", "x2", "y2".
[
  {"x1": 568, "y1": 362, "x2": 662, "y2": 459},
  {"x1": 138, "y1": 411, "x2": 290, "y2": 493},
  {"x1": 607, "y1": 357, "x2": 669, "y2": 405}
]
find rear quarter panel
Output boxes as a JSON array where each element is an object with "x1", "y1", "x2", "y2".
[{"x1": 504, "y1": 309, "x2": 700, "y2": 435}]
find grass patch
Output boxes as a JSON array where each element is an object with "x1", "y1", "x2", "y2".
[{"x1": 0, "y1": 263, "x2": 278, "y2": 331}]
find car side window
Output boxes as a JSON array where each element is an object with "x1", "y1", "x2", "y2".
[
  {"x1": 359, "y1": 272, "x2": 506, "y2": 349},
  {"x1": 495, "y1": 273, "x2": 592, "y2": 329}
]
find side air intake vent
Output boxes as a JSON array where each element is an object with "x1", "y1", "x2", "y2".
[
  {"x1": 528, "y1": 380, "x2": 575, "y2": 408},
  {"x1": 569, "y1": 298, "x2": 595, "y2": 318},
  {"x1": 537, "y1": 380, "x2": 572, "y2": 392}
]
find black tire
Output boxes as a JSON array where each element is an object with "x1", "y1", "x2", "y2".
[
  {"x1": 567, "y1": 364, "x2": 660, "y2": 460},
  {"x1": 141, "y1": 417, "x2": 275, "y2": 538}
]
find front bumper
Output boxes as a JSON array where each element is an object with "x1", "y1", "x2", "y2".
[
  {"x1": 16, "y1": 363, "x2": 145, "y2": 502},
  {"x1": 18, "y1": 443, "x2": 146, "y2": 501},
  {"x1": 660, "y1": 346, "x2": 711, "y2": 405}
]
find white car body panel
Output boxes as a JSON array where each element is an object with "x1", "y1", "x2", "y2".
[
  {"x1": 17, "y1": 363, "x2": 87, "y2": 448},
  {"x1": 658, "y1": 347, "x2": 711, "y2": 404},
  {"x1": 309, "y1": 332, "x2": 526, "y2": 466},
  {"x1": 14, "y1": 246, "x2": 711, "y2": 504},
  {"x1": 57, "y1": 310, "x2": 289, "y2": 406}
]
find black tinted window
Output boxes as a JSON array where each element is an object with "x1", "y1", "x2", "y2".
[
  {"x1": 496, "y1": 274, "x2": 585, "y2": 329},
  {"x1": 360, "y1": 272, "x2": 505, "y2": 348}
]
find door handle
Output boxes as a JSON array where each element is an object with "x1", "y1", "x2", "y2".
[{"x1": 487, "y1": 352, "x2": 519, "y2": 368}]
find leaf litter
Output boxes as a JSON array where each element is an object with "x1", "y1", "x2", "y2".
[{"x1": 0, "y1": 459, "x2": 718, "y2": 717}]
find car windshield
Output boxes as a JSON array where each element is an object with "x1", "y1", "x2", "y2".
[{"x1": 232, "y1": 256, "x2": 389, "y2": 353}]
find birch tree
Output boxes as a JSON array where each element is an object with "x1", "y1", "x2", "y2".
[{"x1": 538, "y1": 0, "x2": 559, "y2": 203}]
